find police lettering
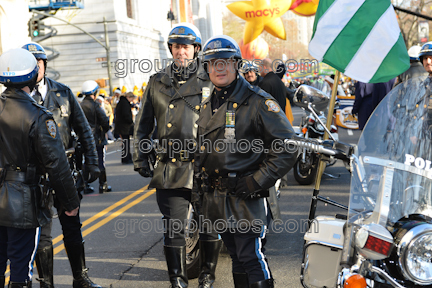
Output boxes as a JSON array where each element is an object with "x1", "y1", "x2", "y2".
[
  {"x1": 2, "y1": 72, "x2": 15, "y2": 76},
  {"x1": 405, "y1": 154, "x2": 432, "y2": 171}
]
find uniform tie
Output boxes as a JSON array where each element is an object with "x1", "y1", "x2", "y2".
[{"x1": 33, "y1": 84, "x2": 43, "y2": 105}]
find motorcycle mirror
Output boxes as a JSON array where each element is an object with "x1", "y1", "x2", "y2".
[{"x1": 293, "y1": 84, "x2": 330, "y2": 112}]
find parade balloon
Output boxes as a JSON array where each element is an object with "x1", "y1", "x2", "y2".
[
  {"x1": 227, "y1": 0, "x2": 293, "y2": 44},
  {"x1": 239, "y1": 37, "x2": 269, "y2": 60},
  {"x1": 290, "y1": 0, "x2": 319, "y2": 17}
]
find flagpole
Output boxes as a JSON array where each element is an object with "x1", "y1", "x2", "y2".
[{"x1": 307, "y1": 70, "x2": 341, "y2": 223}]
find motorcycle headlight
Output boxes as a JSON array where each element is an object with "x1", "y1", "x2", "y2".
[
  {"x1": 315, "y1": 116, "x2": 326, "y2": 132},
  {"x1": 315, "y1": 123, "x2": 324, "y2": 131},
  {"x1": 398, "y1": 224, "x2": 432, "y2": 285}
]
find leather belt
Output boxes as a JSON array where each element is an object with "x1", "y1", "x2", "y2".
[
  {"x1": 5, "y1": 170, "x2": 26, "y2": 182},
  {"x1": 158, "y1": 150, "x2": 194, "y2": 162},
  {"x1": 210, "y1": 176, "x2": 237, "y2": 191}
]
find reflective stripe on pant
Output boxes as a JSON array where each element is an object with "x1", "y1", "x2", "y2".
[
  {"x1": 220, "y1": 226, "x2": 271, "y2": 284},
  {"x1": 156, "y1": 189, "x2": 219, "y2": 246},
  {"x1": 0, "y1": 226, "x2": 40, "y2": 282}
]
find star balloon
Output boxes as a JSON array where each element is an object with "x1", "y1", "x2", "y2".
[
  {"x1": 227, "y1": 0, "x2": 293, "y2": 44},
  {"x1": 290, "y1": 0, "x2": 319, "y2": 17}
]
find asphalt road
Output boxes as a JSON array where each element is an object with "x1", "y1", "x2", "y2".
[{"x1": 4, "y1": 107, "x2": 362, "y2": 288}]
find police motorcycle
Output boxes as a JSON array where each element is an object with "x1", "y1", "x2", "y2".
[
  {"x1": 292, "y1": 85, "x2": 339, "y2": 185},
  {"x1": 297, "y1": 77, "x2": 432, "y2": 288}
]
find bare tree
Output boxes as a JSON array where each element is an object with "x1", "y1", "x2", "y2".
[{"x1": 394, "y1": 0, "x2": 432, "y2": 47}]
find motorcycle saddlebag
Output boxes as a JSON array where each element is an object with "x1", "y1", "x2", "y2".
[{"x1": 301, "y1": 215, "x2": 345, "y2": 288}]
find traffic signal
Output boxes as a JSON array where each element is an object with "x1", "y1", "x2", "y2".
[{"x1": 28, "y1": 18, "x2": 45, "y2": 38}]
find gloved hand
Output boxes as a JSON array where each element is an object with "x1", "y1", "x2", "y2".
[
  {"x1": 87, "y1": 164, "x2": 100, "y2": 183},
  {"x1": 235, "y1": 175, "x2": 261, "y2": 200},
  {"x1": 137, "y1": 159, "x2": 153, "y2": 178}
]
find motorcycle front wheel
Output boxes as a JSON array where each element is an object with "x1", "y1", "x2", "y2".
[
  {"x1": 185, "y1": 205, "x2": 200, "y2": 279},
  {"x1": 293, "y1": 153, "x2": 318, "y2": 185}
]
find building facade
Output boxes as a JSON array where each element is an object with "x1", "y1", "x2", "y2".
[
  {"x1": 0, "y1": 0, "x2": 32, "y2": 92},
  {"x1": 36, "y1": 0, "x2": 222, "y2": 95}
]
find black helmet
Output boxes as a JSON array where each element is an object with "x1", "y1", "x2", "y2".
[
  {"x1": 22, "y1": 42, "x2": 47, "y2": 60},
  {"x1": 419, "y1": 42, "x2": 432, "y2": 63},
  {"x1": 202, "y1": 35, "x2": 242, "y2": 61},
  {"x1": 167, "y1": 23, "x2": 202, "y2": 49}
]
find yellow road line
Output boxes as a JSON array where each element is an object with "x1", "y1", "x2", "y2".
[
  {"x1": 51, "y1": 185, "x2": 149, "y2": 245},
  {"x1": 5, "y1": 185, "x2": 153, "y2": 285},
  {"x1": 53, "y1": 188, "x2": 156, "y2": 254}
]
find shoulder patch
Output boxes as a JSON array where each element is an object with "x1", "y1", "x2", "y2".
[
  {"x1": 265, "y1": 99, "x2": 281, "y2": 113},
  {"x1": 46, "y1": 119, "x2": 57, "y2": 138}
]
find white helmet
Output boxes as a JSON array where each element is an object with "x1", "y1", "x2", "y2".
[
  {"x1": 408, "y1": 45, "x2": 422, "y2": 61},
  {"x1": 0, "y1": 48, "x2": 39, "y2": 88},
  {"x1": 81, "y1": 80, "x2": 99, "y2": 95}
]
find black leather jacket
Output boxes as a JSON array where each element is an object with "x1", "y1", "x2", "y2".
[
  {"x1": 43, "y1": 77, "x2": 98, "y2": 165},
  {"x1": 133, "y1": 63, "x2": 213, "y2": 189},
  {"x1": 0, "y1": 88, "x2": 80, "y2": 229},
  {"x1": 80, "y1": 96, "x2": 109, "y2": 146},
  {"x1": 194, "y1": 77, "x2": 296, "y2": 224}
]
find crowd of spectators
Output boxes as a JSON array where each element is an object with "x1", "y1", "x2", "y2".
[{"x1": 77, "y1": 85, "x2": 143, "y2": 163}]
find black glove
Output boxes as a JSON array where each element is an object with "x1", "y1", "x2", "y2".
[
  {"x1": 137, "y1": 159, "x2": 153, "y2": 178},
  {"x1": 235, "y1": 175, "x2": 261, "y2": 200},
  {"x1": 87, "y1": 164, "x2": 100, "y2": 183}
]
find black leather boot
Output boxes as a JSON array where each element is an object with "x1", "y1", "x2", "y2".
[
  {"x1": 163, "y1": 246, "x2": 188, "y2": 288},
  {"x1": 198, "y1": 240, "x2": 222, "y2": 288},
  {"x1": 83, "y1": 184, "x2": 94, "y2": 195},
  {"x1": 98, "y1": 170, "x2": 111, "y2": 193},
  {"x1": 232, "y1": 273, "x2": 249, "y2": 288},
  {"x1": 250, "y1": 279, "x2": 274, "y2": 288},
  {"x1": 35, "y1": 245, "x2": 54, "y2": 288},
  {"x1": 63, "y1": 241, "x2": 101, "y2": 288},
  {"x1": 8, "y1": 281, "x2": 31, "y2": 287}
]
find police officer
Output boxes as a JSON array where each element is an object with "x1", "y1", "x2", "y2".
[
  {"x1": 394, "y1": 45, "x2": 428, "y2": 85},
  {"x1": 133, "y1": 23, "x2": 221, "y2": 288},
  {"x1": 22, "y1": 43, "x2": 101, "y2": 288},
  {"x1": 80, "y1": 80, "x2": 110, "y2": 193},
  {"x1": 0, "y1": 48, "x2": 80, "y2": 288},
  {"x1": 420, "y1": 42, "x2": 432, "y2": 77},
  {"x1": 194, "y1": 36, "x2": 297, "y2": 288},
  {"x1": 242, "y1": 63, "x2": 262, "y2": 86}
]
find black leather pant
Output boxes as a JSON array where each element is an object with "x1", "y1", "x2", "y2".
[
  {"x1": 156, "y1": 188, "x2": 219, "y2": 246},
  {"x1": 39, "y1": 209, "x2": 83, "y2": 249}
]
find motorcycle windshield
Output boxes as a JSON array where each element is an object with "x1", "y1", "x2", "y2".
[{"x1": 349, "y1": 77, "x2": 432, "y2": 227}]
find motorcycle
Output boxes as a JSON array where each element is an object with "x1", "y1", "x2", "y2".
[
  {"x1": 297, "y1": 77, "x2": 432, "y2": 288},
  {"x1": 292, "y1": 86, "x2": 339, "y2": 185}
]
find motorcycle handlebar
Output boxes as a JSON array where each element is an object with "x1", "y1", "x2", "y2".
[
  {"x1": 284, "y1": 137, "x2": 353, "y2": 161},
  {"x1": 65, "y1": 147, "x2": 75, "y2": 157}
]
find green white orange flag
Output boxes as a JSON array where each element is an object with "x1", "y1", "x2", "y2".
[{"x1": 309, "y1": 0, "x2": 409, "y2": 83}]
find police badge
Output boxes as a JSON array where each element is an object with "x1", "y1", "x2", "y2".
[
  {"x1": 46, "y1": 120, "x2": 57, "y2": 138},
  {"x1": 60, "y1": 105, "x2": 68, "y2": 117},
  {"x1": 28, "y1": 44, "x2": 37, "y2": 52},
  {"x1": 202, "y1": 87, "x2": 210, "y2": 102},
  {"x1": 224, "y1": 110, "x2": 236, "y2": 143},
  {"x1": 214, "y1": 40, "x2": 222, "y2": 49}
]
